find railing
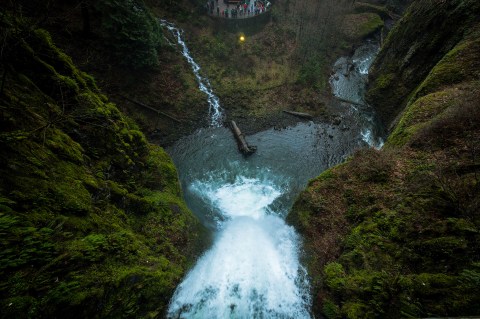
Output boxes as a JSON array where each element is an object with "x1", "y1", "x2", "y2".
[{"x1": 205, "y1": 0, "x2": 271, "y2": 20}]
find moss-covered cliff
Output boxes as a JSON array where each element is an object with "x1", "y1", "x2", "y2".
[
  {"x1": 0, "y1": 15, "x2": 204, "y2": 319},
  {"x1": 366, "y1": 0, "x2": 480, "y2": 128},
  {"x1": 289, "y1": 0, "x2": 480, "y2": 318}
]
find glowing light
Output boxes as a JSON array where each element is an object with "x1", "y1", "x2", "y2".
[{"x1": 239, "y1": 35, "x2": 245, "y2": 42}]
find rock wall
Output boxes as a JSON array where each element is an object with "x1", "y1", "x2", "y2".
[
  {"x1": 366, "y1": 0, "x2": 480, "y2": 129},
  {"x1": 0, "y1": 15, "x2": 205, "y2": 319},
  {"x1": 289, "y1": 0, "x2": 480, "y2": 317}
]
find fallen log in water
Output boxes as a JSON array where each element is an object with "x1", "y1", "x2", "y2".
[
  {"x1": 283, "y1": 110, "x2": 313, "y2": 120},
  {"x1": 230, "y1": 121, "x2": 256, "y2": 155},
  {"x1": 334, "y1": 97, "x2": 367, "y2": 108}
]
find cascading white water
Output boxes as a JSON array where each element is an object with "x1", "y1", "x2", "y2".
[
  {"x1": 158, "y1": 24, "x2": 312, "y2": 315},
  {"x1": 162, "y1": 19, "x2": 385, "y2": 318},
  {"x1": 329, "y1": 41, "x2": 384, "y2": 149},
  {"x1": 167, "y1": 174, "x2": 311, "y2": 319},
  {"x1": 160, "y1": 20, "x2": 224, "y2": 127}
]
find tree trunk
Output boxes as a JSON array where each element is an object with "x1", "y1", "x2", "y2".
[
  {"x1": 283, "y1": 110, "x2": 313, "y2": 120},
  {"x1": 230, "y1": 121, "x2": 256, "y2": 155}
]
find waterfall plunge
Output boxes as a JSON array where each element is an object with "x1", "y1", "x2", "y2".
[{"x1": 167, "y1": 175, "x2": 311, "y2": 319}]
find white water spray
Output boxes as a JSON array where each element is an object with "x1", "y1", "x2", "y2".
[
  {"x1": 160, "y1": 20, "x2": 224, "y2": 127},
  {"x1": 167, "y1": 175, "x2": 311, "y2": 319},
  {"x1": 329, "y1": 41, "x2": 384, "y2": 149}
]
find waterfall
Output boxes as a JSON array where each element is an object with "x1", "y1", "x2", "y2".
[
  {"x1": 160, "y1": 20, "x2": 312, "y2": 318},
  {"x1": 167, "y1": 174, "x2": 311, "y2": 319},
  {"x1": 160, "y1": 19, "x2": 384, "y2": 319},
  {"x1": 329, "y1": 41, "x2": 384, "y2": 149},
  {"x1": 160, "y1": 20, "x2": 224, "y2": 127}
]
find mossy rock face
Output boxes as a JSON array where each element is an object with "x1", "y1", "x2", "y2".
[
  {"x1": 291, "y1": 84, "x2": 480, "y2": 317},
  {"x1": 0, "y1": 15, "x2": 204, "y2": 319},
  {"x1": 386, "y1": 88, "x2": 454, "y2": 147},
  {"x1": 290, "y1": 1, "x2": 480, "y2": 317},
  {"x1": 342, "y1": 13, "x2": 384, "y2": 42},
  {"x1": 412, "y1": 27, "x2": 480, "y2": 100},
  {"x1": 386, "y1": 24, "x2": 480, "y2": 147},
  {"x1": 354, "y1": 2, "x2": 390, "y2": 19},
  {"x1": 366, "y1": 0, "x2": 480, "y2": 128}
]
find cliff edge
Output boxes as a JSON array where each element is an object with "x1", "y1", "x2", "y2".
[
  {"x1": 289, "y1": 0, "x2": 480, "y2": 317},
  {"x1": 0, "y1": 15, "x2": 204, "y2": 319}
]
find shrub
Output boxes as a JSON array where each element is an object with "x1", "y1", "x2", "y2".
[
  {"x1": 297, "y1": 54, "x2": 326, "y2": 89},
  {"x1": 95, "y1": 0, "x2": 162, "y2": 69}
]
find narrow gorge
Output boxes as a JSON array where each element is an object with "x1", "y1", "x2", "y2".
[{"x1": 1, "y1": 0, "x2": 479, "y2": 318}]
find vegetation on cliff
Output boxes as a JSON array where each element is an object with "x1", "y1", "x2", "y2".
[
  {"x1": 19, "y1": 0, "x2": 399, "y2": 142},
  {"x1": 0, "y1": 14, "x2": 204, "y2": 318},
  {"x1": 8, "y1": 0, "x2": 211, "y2": 145},
  {"x1": 289, "y1": 0, "x2": 480, "y2": 318},
  {"x1": 95, "y1": 0, "x2": 164, "y2": 69},
  {"x1": 188, "y1": 0, "x2": 388, "y2": 125},
  {"x1": 366, "y1": 0, "x2": 480, "y2": 128}
]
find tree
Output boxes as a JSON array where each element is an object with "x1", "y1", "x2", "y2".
[{"x1": 95, "y1": 0, "x2": 162, "y2": 69}]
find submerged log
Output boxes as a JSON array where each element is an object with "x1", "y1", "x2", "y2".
[
  {"x1": 230, "y1": 121, "x2": 256, "y2": 155},
  {"x1": 283, "y1": 110, "x2": 313, "y2": 120}
]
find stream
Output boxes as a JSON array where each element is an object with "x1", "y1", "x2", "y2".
[{"x1": 162, "y1": 22, "x2": 383, "y2": 318}]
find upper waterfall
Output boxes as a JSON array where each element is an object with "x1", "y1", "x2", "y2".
[{"x1": 160, "y1": 19, "x2": 224, "y2": 127}]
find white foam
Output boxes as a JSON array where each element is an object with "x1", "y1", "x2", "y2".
[
  {"x1": 361, "y1": 128, "x2": 384, "y2": 149},
  {"x1": 190, "y1": 176, "x2": 281, "y2": 220},
  {"x1": 168, "y1": 175, "x2": 311, "y2": 318}
]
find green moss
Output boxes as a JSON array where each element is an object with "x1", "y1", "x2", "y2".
[
  {"x1": 373, "y1": 73, "x2": 395, "y2": 91},
  {"x1": 367, "y1": 72, "x2": 397, "y2": 105},
  {"x1": 142, "y1": 145, "x2": 181, "y2": 194},
  {"x1": 33, "y1": 29, "x2": 97, "y2": 92},
  {"x1": 324, "y1": 262, "x2": 346, "y2": 290},
  {"x1": 359, "y1": 14, "x2": 383, "y2": 38},
  {"x1": 53, "y1": 178, "x2": 92, "y2": 215},
  {"x1": 322, "y1": 299, "x2": 341, "y2": 319},
  {"x1": 311, "y1": 167, "x2": 337, "y2": 184},
  {"x1": 342, "y1": 13, "x2": 384, "y2": 41},
  {"x1": 290, "y1": 84, "x2": 480, "y2": 318},
  {"x1": 46, "y1": 129, "x2": 84, "y2": 163},
  {"x1": 413, "y1": 35, "x2": 480, "y2": 100},
  {"x1": 413, "y1": 236, "x2": 468, "y2": 258},
  {"x1": 366, "y1": 0, "x2": 480, "y2": 126},
  {"x1": 0, "y1": 16, "x2": 203, "y2": 319},
  {"x1": 387, "y1": 90, "x2": 453, "y2": 146},
  {"x1": 354, "y1": 2, "x2": 390, "y2": 19},
  {"x1": 341, "y1": 302, "x2": 368, "y2": 319},
  {"x1": 107, "y1": 180, "x2": 128, "y2": 198}
]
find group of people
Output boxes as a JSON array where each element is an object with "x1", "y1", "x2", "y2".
[{"x1": 205, "y1": 0, "x2": 269, "y2": 18}]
